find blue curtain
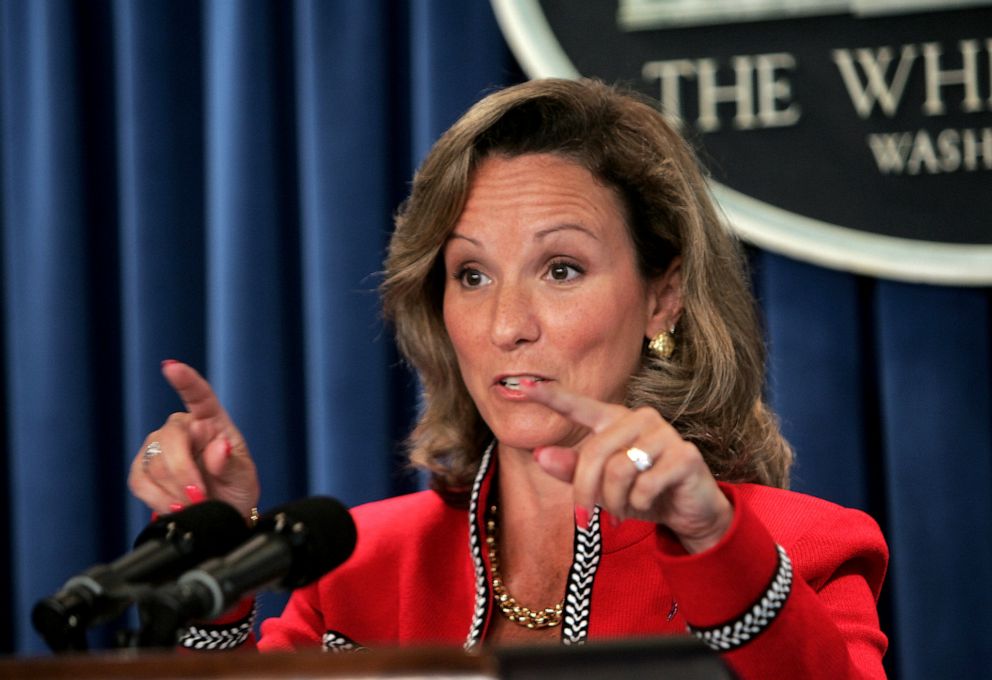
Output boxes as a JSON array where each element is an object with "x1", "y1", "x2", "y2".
[
  {"x1": 758, "y1": 257, "x2": 992, "y2": 679},
  {"x1": 0, "y1": 1, "x2": 989, "y2": 677},
  {"x1": 0, "y1": 0, "x2": 517, "y2": 654}
]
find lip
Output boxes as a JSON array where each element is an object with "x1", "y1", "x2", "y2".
[
  {"x1": 492, "y1": 373, "x2": 553, "y2": 400},
  {"x1": 492, "y1": 373, "x2": 552, "y2": 386}
]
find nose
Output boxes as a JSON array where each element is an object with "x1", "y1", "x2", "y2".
[{"x1": 489, "y1": 282, "x2": 540, "y2": 351}]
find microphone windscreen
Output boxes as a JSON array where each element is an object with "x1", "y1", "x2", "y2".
[
  {"x1": 134, "y1": 500, "x2": 252, "y2": 557},
  {"x1": 257, "y1": 496, "x2": 357, "y2": 588}
]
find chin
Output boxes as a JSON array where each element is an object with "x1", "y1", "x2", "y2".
[{"x1": 486, "y1": 416, "x2": 579, "y2": 452}]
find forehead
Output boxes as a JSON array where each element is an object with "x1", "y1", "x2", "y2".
[{"x1": 453, "y1": 153, "x2": 630, "y2": 239}]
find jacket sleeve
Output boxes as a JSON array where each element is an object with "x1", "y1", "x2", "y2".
[
  {"x1": 174, "y1": 584, "x2": 326, "y2": 653},
  {"x1": 175, "y1": 596, "x2": 259, "y2": 652},
  {"x1": 655, "y1": 484, "x2": 888, "y2": 679},
  {"x1": 257, "y1": 581, "x2": 327, "y2": 651}
]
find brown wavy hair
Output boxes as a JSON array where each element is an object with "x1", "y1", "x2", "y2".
[{"x1": 381, "y1": 78, "x2": 792, "y2": 492}]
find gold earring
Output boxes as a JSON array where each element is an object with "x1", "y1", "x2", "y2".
[{"x1": 649, "y1": 328, "x2": 676, "y2": 359}]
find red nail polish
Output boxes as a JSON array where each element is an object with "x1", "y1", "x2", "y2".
[
  {"x1": 224, "y1": 438, "x2": 233, "y2": 459},
  {"x1": 575, "y1": 506, "x2": 590, "y2": 530},
  {"x1": 169, "y1": 503, "x2": 184, "y2": 513},
  {"x1": 150, "y1": 512, "x2": 159, "y2": 522},
  {"x1": 161, "y1": 359, "x2": 178, "y2": 368},
  {"x1": 520, "y1": 378, "x2": 537, "y2": 388},
  {"x1": 185, "y1": 485, "x2": 206, "y2": 504}
]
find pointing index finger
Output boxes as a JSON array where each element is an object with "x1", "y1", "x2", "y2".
[
  {"x1": 519, "y1": 379, "x2": 625, "y2": 434},
  {"x1": 161, "y1": 361, "x2": 226, "y2": 422}
]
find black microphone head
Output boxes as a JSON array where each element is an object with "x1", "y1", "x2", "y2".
[
  {"x1": 256, "y1": 496, "x2": 357, "y2": 589},
  {"x1": 32, "y1": 501, "x2": 253, "y2": 650},
  {"x1": 133, "y1": 500, "x2": 252, "y2": 575}
]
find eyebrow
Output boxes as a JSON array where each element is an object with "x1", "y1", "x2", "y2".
[
  {"x1": 447, "y1": 223, "x2": 601, "y2": 248},
  {"x1": 535, "y1": 223, "x2": 600, "y2": 241},
  {"x1": 447, "y1": 233, "x2": 482, "y2": 247}
]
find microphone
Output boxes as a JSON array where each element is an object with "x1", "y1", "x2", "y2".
[
  {"x1": 137, "y1": 496, "x2": 356, "y2": 647},
  {"x1": 32, "y1": 500, "x2": 251, "y2": 651}
]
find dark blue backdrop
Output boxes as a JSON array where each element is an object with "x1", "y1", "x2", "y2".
[{"x1": 0, "y1": 2, "x2": 989, "y2": 678}]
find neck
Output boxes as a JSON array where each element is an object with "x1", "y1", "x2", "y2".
[
  {"x1": 487, "y1": 441, "x2": 575, "y2": 644},
  {"x1": 495, "y1": 442, "x2": 574, "y2": 519}
]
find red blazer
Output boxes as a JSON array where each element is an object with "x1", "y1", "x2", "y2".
[{"x1": 237, "y1": 452, "x2": 888, "y2": 679}]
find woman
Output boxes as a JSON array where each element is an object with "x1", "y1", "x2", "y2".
[{"x1": 129, "y1": 79, "x2": 888, "y2": 678}]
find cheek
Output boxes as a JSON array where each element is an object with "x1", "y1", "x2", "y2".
[
  {"x1": 443, "y1": 300, "x2": 480, "y2": 377},
  {"x1": 566, "y1": 317, "x2": 642, "y2": 367},
  {"x1": 442, "y1": 307, "x2": 461, "y2": 358},
  {"x1": 552, "y1": 290, "x2": 647, "y2": 379}
]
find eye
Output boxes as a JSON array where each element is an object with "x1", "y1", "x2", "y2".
[
  {"x1": 546, "y1": 259, "x2": 583, "y2": 282},
  {"x1": 455, "y1": 267, "x2": 492, "y2": 288}
]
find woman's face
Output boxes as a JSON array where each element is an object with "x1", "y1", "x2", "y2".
[{"x1": 442, "y1": 153, "x2": 678, "y2": 451}]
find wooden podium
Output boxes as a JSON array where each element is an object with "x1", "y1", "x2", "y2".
[
  {"x1": 0, "y1": 647, "x2": 492, "y2": 680},
  {"x1": 0, "y1": 637, "x2": 731, "y2": 680}
]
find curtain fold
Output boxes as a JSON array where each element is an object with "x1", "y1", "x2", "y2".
[
  {"x1": 114, "y1": 0, "x2": 208, "y2": 537},
  {"x1": 876, "y1": 282, "x2": 992, "y2": 679},
  {"x1": 1, "y1": 0, "x2": 108, "y2": 652},
  {"x1": 0, "y1": 2, "x2": 989, "y2": 677},
  {"x1": 292, "y1": 0, "x2": 395, "y2": 504},
  {"x1": 760, "y1": 253, "x2": 873, "y2": 510}
]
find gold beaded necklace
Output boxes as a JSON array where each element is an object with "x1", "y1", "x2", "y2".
[{"x1": 485, "y1": 504, "x2": 564, "y2": 629}]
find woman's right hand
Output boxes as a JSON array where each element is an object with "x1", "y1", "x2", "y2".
[{"x1": 127, "y1": 360, "x2": 260, "y2": 518}]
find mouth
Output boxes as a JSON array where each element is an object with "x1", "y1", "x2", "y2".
[{"x1": 496, "y1": 375, "x2": 550, "y2": 391}]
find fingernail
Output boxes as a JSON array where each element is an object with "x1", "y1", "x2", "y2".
[
  {"x1": 161, "y1": 359, "x2": 178, "y2": 368},
  {"x1": 169, "y1": 503, "x2": 184, "y2": 513},
  {"x1": 520, "y1": 378, "x2": 537, "y2": 388},
  {"x1": 224, "y1": 438, "x2": 233, "y2": 459},
  {"x1": 184, "y1": 485, "x2": 206, "y2": 504},
  {"x1": 150, "y1": 512, "x2": 159, "y2": 522},
  {"x1": 575, "y1": 506, "x2": 589, "y2": 530}
]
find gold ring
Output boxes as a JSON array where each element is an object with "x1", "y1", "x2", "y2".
[{"x1": 626, "y1": 447, "x2": 653, "y2": 472}]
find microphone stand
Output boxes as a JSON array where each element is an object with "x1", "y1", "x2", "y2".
[{"x1": 134, "y1": 580, "x2": 208, "y2": 649}]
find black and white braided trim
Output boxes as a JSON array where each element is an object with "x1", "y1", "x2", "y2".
[
  {"x1": 687, "y1": 544, "x2": 793, "y2": 652},
  {"x1": 561, "y1": 506, "x2": 602, "y2": 645},
  {"x1": 322, "y1": 630, "x2": 366, "y2": 652},
  {"x1": 463, "y1": 442, "x2": 495, "y2": 650},
  {"x1": 178, "y1": 601, "x2": 257, "y2": 650}
]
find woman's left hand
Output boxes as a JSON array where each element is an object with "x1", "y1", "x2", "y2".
[{"x1": 520, "y1": 379, "x2": 733, "y2": 554}]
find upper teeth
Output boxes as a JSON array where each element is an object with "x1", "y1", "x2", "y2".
[{"x1": 501, "y1": 376, "x2": 544, "y2": 390}]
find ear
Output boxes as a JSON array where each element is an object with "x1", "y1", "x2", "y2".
[{"x1": 645, "y1": 256, "x2": 683, "y2": 339}]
